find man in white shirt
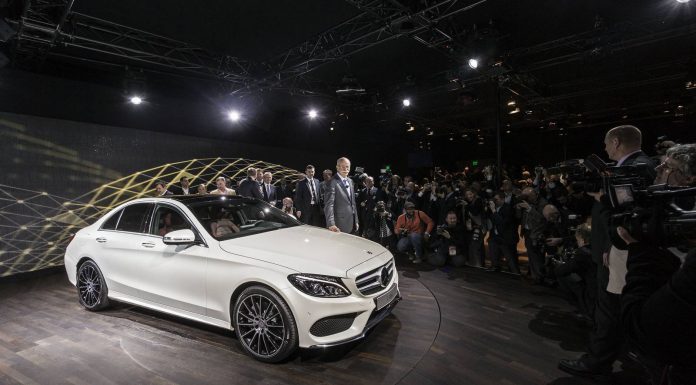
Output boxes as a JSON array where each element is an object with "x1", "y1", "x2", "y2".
[
  {"x1": 210, "y1": 176, "x2": 236, "y2": 195},
  {"x1": 261, "y1": 172, "x2": 277, "y2": 205}
]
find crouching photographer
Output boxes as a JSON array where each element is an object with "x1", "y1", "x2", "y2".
[
  {"x1": 613, "y1": 144, "x2": 696, "y2": 384},
  {"x1": 427, "y1": 211, "x2": 466, "y2": 267},
  {"x1": 548, "y1": 223, "x2": 597, "y2": 320}
]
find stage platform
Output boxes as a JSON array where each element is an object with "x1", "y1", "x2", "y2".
[{"x1": 0, "y1": 257, "x2": 647, "y2": 385}]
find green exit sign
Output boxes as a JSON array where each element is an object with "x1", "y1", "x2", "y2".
[{"x1": 472, "y1": 160, "x2": 479, "y2": 166}]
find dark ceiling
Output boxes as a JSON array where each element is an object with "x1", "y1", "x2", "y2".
[{"x1": 1, "y1": 0, "x2": 695, "y2": 168}]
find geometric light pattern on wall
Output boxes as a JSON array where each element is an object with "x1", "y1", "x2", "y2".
[{"x1": 0, "y1": 158, "x2": 301, "y2": 277}]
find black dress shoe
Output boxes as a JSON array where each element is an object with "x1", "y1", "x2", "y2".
[{"x1": 558, "y1": 359, "x2": 611, "y2": 382}]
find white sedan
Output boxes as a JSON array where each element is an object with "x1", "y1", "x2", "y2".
[{"x1": 64, "y1": 195, "x2": 400, "y2": 362}]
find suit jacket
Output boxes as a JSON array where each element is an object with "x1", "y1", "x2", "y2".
[
  {"x1": 489, "y1": 202, "x2": 518, "y2": 245},
  {"x1": 238, "y1": 177, "x2": 263, "y2": 199},
  {"x1": 260, "y1": 183, "x2": 278, "y2": 204},
  {"x1": 295, "y1": 177, "x2": 321, "y2": 214},
  {"x1": 324, "y1": 174, "x2": 358, "y2": 233}
]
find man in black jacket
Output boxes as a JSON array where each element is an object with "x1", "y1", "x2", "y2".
[
  {"x1": 552, "y1": 223, "x2": 597, "y2": 319},
  {"x1": 559, "y1": 125, "x2": 658, "y2": 381},
  {"x1": 238, "y1": 167, "x2": 263, "y2": 199},
  {"x1": 427, "y1": 211, "x2": 466, "y2": 267},
  {"x1": 295, "y1": 165, "x2": 323, "y2": 226},
  {"x1": 487, "y1": 192, "x2": 520, "y2": 274}
]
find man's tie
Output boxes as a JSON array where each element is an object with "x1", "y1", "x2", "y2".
[
  {"x1": 263, "y1": 184, "x2": 269, "y2": 201},
  {"x1": 309, "y1": 180, "x2": 317, "y2": 203}
]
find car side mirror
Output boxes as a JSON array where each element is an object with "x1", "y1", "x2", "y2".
[{"x1": 163, "y1": 229, "x2": 196, "y2": 245}]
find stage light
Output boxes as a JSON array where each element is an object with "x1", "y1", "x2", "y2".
[
  {"x1": 308, "y1": 109, "x2": 318, "y2": 119},
  {"x1": 330, "y1": 127, "x2": 334, "y2": 131},
  {"x1": 468, "y1": 58, "x2": 479, "y2": 69},
  {"x1": 509, "y1": 107, "x2": 520, "y2": 115},
  {"x1": 130, "y1": 96, "x2": 143, "y2": 105},
  {"x1": 407, "y1": 126, "x2": 415, "y2": 132},
  {"x1": 402, "y1": 98, "x2": 411, "y2": 107},
  {"x1": 676, "y1": 0, "x2": 690, "y2": 3},
  {"x1": 228, "y1": 110, "x2": 240, "y2": 121},
  {"x1": 507, "y1": 100, "x2": 516, "y2": 106}
]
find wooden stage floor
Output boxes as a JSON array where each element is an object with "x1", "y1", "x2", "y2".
[{"x1": 0, "y1": 257, "x2": 648, "y2": 385}]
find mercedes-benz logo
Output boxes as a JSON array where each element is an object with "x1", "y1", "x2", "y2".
[
  {"x1": 380, "y1": 267, "x2": 389, "y2": 287},
  {"x1": 366, "y1": 250, "x2": 373, "y2": 255}
]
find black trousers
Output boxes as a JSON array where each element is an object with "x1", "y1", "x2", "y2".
[
  {"x1": 488, "y1": 236, "x2": 520, "y2": 274},
  {"x1": 583, "y1": 273, "x2": 623, "y2": 371},
  {"x1": 300, "y1": 204, "x2": 323, "y2": 227}
]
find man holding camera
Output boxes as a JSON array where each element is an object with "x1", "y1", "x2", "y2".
[
  {"x1": 614, "y1": 143, "x2": 696, "y2": 383},
  {"x1": 395, "y1": 201, "x2": 434, "y2": 264},
  {"x1": 559, "y1": 125, "x2": 657, "y2": 381},
  {"x1": 518, "y1": 187, "x2": 548, "y2": 284},
  {"x1": 487, "y1": 192, "x2": 520, "y2": 274},
  {"x1": 428, "y1": 211, "x2": 466, "y2": 267}
]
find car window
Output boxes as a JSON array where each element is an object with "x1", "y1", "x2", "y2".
[
  {"x1": 100, "y1": 209, "x2": 122, "y2": 230},
  {"x1": 189, "y1": 199, "x2": 300, "y2": 240},
  {"x1": 116, "y1": 203, "x2": 153, "y2": 233},
  {"x1": 150, "y1": 205, "x2": 193, "y2": 236}
]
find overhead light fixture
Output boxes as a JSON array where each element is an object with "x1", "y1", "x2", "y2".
[
  {"x1": 330, "y1": 127, "x2": 334, "y2": 131},
  {"x1": 468, "y1": 58, "x2": 479, "y2": 69},
  {"x1": 427, "y1": 131, "x2": 433, "y2": 136},
  {"x1": 506, "y1": 130, "x2": 511, "y2": 134},
  {"x1": 228, "y1": 110, "x2": 241, "y2": 121},
  {"x1": 507, "y1": 100, "x2": 516, "y2": 106},
  {"x1": 402, "y1": 98, "x2": 411, "y2": 107},
  {"x1": 407, "y1": 126, "x2": 415, "y2": 132},
  {"x1": 308, "y1": 109, "x2": 318, "y2": 119},
  {"x1": 509, "y1": 107, "x2": 520, "y2": 115},
  {"x1": 449, "y1": 137, "x2": 454, "y2": 141},
  {"x1": 129, "y1": 96, "x2": 143, "y2": 105},
  {"x1": 677, "y1": 0, "x2": 690, "y2": 3}
]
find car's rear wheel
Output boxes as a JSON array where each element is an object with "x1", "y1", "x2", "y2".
[
  {"x1": 232, "y1": 286, "x2": 298, "y2": 363},
  {"x1": 76, "y1": 260, "x2": 110, "y2": 311}
]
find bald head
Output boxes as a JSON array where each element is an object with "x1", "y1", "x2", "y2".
[
  {"x1": 604, "y1": 125, "x2": 642, "y2": 161},
  {"x1": 543, "y1": 204, "x2": 560, "y2": 222}
]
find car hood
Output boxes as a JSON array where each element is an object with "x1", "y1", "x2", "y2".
[{"x1": 218, "y1": 226, "x2": 386, "y2": 277}]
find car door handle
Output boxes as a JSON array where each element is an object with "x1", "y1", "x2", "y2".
[
  {"x1": 96, "y1": 237, "x2": 107, "y2": 243},
  {"x1": 141, "y1": 242, "x2": 156, "y2": 248}
]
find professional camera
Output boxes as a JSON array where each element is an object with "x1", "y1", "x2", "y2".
[
  {"x1": 436, "y1": 224, "x2": 448, "y2": 235},
  {"x1": 609, "y1": 184, "x2": 696, "y2": 249},
  {"x1": 547, "y1": 154, "x2": 654, "y2": 200}
]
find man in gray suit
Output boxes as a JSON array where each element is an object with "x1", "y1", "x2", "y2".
[{"x1": 325, "y1": 157, "x2": 359, "y2": 234}]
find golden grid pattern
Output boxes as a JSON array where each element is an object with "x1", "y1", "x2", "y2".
[{"x1": 0, "y1": 158, "x2": 301, "y2": 277}]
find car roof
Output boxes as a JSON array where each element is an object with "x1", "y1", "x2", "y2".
[{"x1": 132, "y1": 195, "x2": 260, "y2": 206}]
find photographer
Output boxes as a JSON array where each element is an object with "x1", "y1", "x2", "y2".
[
  {"x1": 518, "y1": 187, "x2": 549, "y2": 284},
  {"x1": 551, "y1": 224, "x2": 597, "y2": 320},
  {"x1": 367, "y1": 200, "x2": 394, "y2": 249},
  {"x1": 614, "y1": 143, "x2": 696, "y2": 383},
  {"x1": 560, "y1": 125, "x2": 657, "y2": 380},
  {"x1": 395, "y1": 202, "x2": 434, "y2": 264},
  {"x1": 461, "y1": 189, "x2": 488, "y2": 267},
  {"x1": 427, "y1": 211, "x2": 467, "y2": 267},
  {"x1": 487, "y1": 192, "x2": 521, "y2": 274}
]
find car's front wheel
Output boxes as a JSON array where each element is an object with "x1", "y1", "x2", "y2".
[
  {"x1": 76, "y1": 260, "x2": 110, "y2": 311},
  {"x1": 232, "y1": 286, "x2": 298, "y2": 363}
]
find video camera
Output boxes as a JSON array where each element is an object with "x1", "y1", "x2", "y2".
[
  {"x1": 547, "y1": 154, "x2": 654, "y2": 205},
  {"x1": 609, "y1": 184, "x2": 696, "y2": 249}
]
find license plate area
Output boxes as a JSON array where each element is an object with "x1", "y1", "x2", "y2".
[{"x1": 374, "y1": 284, "x2": 398, "y2": 310}]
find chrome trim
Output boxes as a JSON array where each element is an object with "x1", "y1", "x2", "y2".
[{"x1": 355, "y1": 259, "x2": 394, "y2": 296}]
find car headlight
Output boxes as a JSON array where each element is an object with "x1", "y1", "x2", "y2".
[{"x1": 288, "y1": 274, "x2": 351, "y2": 298}]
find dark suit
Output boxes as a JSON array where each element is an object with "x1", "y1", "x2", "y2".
[
  {"x1": 238, "y1": 177, "x2": 263, "y2": 199},
  {"x1": 260, "y1": 183, "x2": 278, "y2": 205},
  {"x1": 358, "y1": 186, "x2": 378, "y2": 236},
  {"x1": 488, "y1": 202, "x2": 520, "y2": 273},
  {"x1": 324, "y1": 174, "x2": 359, "y2": 233},
  {"x1": 295, "y1": 177, "x2": 323, "y2": 226}
]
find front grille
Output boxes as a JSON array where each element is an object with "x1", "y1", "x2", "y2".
[
  {"x1": 355, "y1": 259, "x2": 394, "y2": 296},
  {"x1": 309, "y1": 313, "x2": 357, "y2": 337}
]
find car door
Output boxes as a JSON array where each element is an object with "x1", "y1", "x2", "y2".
[
  {"x1": 135, "y1": 203, "x2": 207, "y2": 315},
  {"x1": 95, "y1": 202, "x2": 155, "y2": 299}
]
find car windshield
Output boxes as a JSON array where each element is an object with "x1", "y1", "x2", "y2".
[{"x1": 187, "y1": 198, "x2": 301, "y2": 241}]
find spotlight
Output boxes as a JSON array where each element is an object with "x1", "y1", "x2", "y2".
[
  {"x1": 330, "y1": 127, "x2": 334, "y2": 131},
  {"x1": 228, "y1": 110, "x2": 240, "y2": 121},
  {"x1": 676, "y1": 0, "x2": 690, "y2": 3},
  {"x1": 468, "y1": 58, "x2": 479, "y2": 69},
  {"x1": 130, "y1": 96, "x2": 143, "y2": 105},
  {"x1": 402, "y1": 98, "x2": 411, "y2": 107},
  {"x1": 507, "y1": 100, "x2": 516, "y2": 106},
  {"x1": 308, "y1": 109, "x2": 318, "y2": 119},
  {"x1": 407, "y1": 126, "x2": 415, "y2": 132},
  {"x1": 509, "y1": 107, "x2": 520, "y2": 115}
]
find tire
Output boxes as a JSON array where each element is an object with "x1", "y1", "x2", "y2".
[
  {"x1": 232, "y1": 286, "x2": 298, "y2": 363},
  {"x1": 76, "y1": 260, "x2": 110, "y2": 311}
]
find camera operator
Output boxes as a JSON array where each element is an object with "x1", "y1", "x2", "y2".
[
  {"x1": 461, "y1": 189, "x2": 488, "y2": 267},
  {"x1": 395, "y1": 201, "x2": 434, "y2": 264},
  {"x1": 614, "y1": 143, "x2": 696, "y2": 383},
  {"x1": 560, "y1": 125, "x2": 657, "y2": 380},
  {"x1": 550, "y1": 224, "x2": 597, "y2": 320},
  {"x1": 518, "y1": 187, "x2": 549, "y2": 284},
  {"x1": 391, "y1": 188, "x2": 408, "y2": 217},
  {"x1": 487, "y1": 192, "x2": 521, "y2": 274},
  {"x1": 427, "y1": 211, "x2": 466, "y2": 267},
  {"x1": 367, "y1": 200, "x2": 395, "y2": 249},
  {"x1": 358, "y1": 176, "x2": 378, "y2": 237}
]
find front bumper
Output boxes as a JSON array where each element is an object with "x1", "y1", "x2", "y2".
[{"x1": 281, "y1": 280, "x2": 400, "y2": 348}]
